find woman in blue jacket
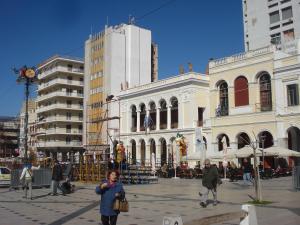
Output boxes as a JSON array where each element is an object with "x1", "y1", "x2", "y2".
[{"x1": 95, "y1": 170, "x2": 125, "y2": 225}]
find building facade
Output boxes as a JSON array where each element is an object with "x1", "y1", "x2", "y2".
[
  {"x1": 0, "y1": 117, "x2": 20, "y2": 158},
  {"x1": 274, "y1": 47, "x2": 300, "y2": 164},
  {"x1": 19, "y1": 99, "x2": 37, "y2": 157},
  {"x1": 242, "y1": 0, "x2": 300, "y2": 51},
  {"x1": 36, "y1": 56, "x2": 84, "y2": 160},
  {"x1": 118, "y1": 72, "x2": 210, "y2": 167},
  {"x1": 84, "y1": 23, "x2": 157, "y2": 153},
  {"x1": 209, "y1": 44, "x2": 300, "y2": 167}
]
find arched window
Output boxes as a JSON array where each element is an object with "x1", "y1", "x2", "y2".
[
  {"x1": 131, "y1": 105, "x2": 137, "y2": 132},
  {"x1": 259, "y1": 73, "x2": 272, "y2": 111},
  {"x1": 237, "y1": 132, "x2": 250, "y2": 149},
  {"x1": 160, "y1": 138, "x2": 167, "y2": 166},
  {"x1": 131, "y1": 140, "x2": 136, "y2": 165},
  {"x1": 170, "y1": 97, "x2": 178, "y2": 128},
  {"x1": 140, "y1": 104, "x2": 146, "y2": 131},
  {"x1": 140, "y1": 139, "x2": 146, "y2": 166},
  {"x1": 218, "y1": 81, "x2": 229, "y2": 116},
  {"x1": 234, "y1": 76, "x2": 249, "y2": 106},
  {"x1": 217, "y1": 134, "x2": 230, "y2": 151},
  {"x1": 149, "y1": 102, "x2": 156, "y2": 130},
  {"x1": 160, "y1": 99, "x2": 167, "y2": 130}
]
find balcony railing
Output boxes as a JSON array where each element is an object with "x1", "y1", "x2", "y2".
[
  {"x1": 38, "y1": 66, "x2": 84, "y2": 79},
  {"x1": 37, "y1": 141, "x2": 82, "y2": 148},
  {"x1": 37, "y1": 91, "x2": 84, "y2": 102},
  {"x1": 216, "y1": 107, "x2": 229, "y2": 117},
  {"x1": 38, "y1": 78, "x2": 84, "y2": 91}
]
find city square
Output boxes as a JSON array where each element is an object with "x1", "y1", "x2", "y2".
[
  {"x1": 0, "y1": 177, "x2": 299, "y2": 225},
  {"x1": 1, "y1": 0, "x2": 300, "y2": 224}
]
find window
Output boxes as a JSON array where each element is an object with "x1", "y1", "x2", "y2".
[
  {"x1": 269, "y1": 11, "x2": 280, "y2": 24},
  {"x1": 78, "y1": 113, "x2": 83, "y2": 121},
  {"x1": 78, "y1": 125, "x2": 83, "y2": 133},
  {"x1": 282, "y1": 6, "x2": 293, "y2": 20},
  {"x1": 283, "y1": 29, "x2": 295, "y2": 41},
  {"x1": 67, "y1": 64, "x2": 73, "y2": 71},
  {"x1": 66, "y1": 136, "x2": 71, "y2": 144},
  {"x1": 197, "y1": 107, "x2": 204, "y2": 127},
  {"x1": 66, "y1": 112, "x2": 71, "y2": 120},
  {"x1": 67, "y1": 100, "x2": 72, "y2": 108},
  {"x1": 66, "y1": 125, "x2": 71, "y2": 133},
  {"x1": 234, "y1": 76, "x2": 249, "y2": 107},
  {"x1": 287, "y1": 84, "x2": 299, "y2": 106},
  {"x1": 271, "y1": 33, "x2": 281, "y2": 45}
]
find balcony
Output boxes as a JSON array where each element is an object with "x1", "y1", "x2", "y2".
[
  {"x1": 36, "y1": 141, "x2": 82, "y2": 148},
  {"x1": 38, "y1": 78, "x2": 83, "y2": 91},
  {"x1": 36, "y1": 128, "x2": 83, "y2": 136},
  {"x1": 38, "y1": 66, "x2": 84, "y2": 80},
  {"x1": 37, "y1": 116, "x2": 83, "y2": 124},
  {"x1": 36, "y1": 103, "x2": 83, "y2": 113},
  {"x1": 37, "y1": 91, "x2": 83, "y2": 102}
]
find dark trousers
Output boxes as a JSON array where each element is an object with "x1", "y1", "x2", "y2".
[{"x1": 101, "y1": 215, "x2": 118, "y2": 225}]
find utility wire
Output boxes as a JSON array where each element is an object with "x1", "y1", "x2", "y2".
[{"x1": 135, "y1": 0, "x2": 177, "y2": 21}]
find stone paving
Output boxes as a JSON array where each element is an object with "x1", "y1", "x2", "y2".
[{"x1": 0, "y1": 176, "x2": 299, "y2": 225}]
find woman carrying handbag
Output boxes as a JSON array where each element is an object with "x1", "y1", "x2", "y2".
[{"x1": 95, "y1": 170, "x2": 125, "y2": 225}]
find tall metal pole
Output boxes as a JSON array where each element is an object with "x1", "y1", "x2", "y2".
[{"x1": 24, "y1": 78, "x2": 30, "y2": 162}]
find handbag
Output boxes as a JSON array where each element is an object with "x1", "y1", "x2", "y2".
[{"x1": 113, "y1": 198, "x2": 129, "y2": 212}]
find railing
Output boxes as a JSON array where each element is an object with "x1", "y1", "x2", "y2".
[
  {"x1": 38, "y1": 66, "x2": 84, "y2": 79},
  {"x1": 36, "y1": 141, "x2": 82, "y2": 147},
  {"x1": 37, "y1": 91, "x2": 84, "y2": 102},
  {"x1": 215, "y1": 107, "x2": 229, "y2": 117},
  {"x1": 36, "y1": 104, "x2": 83, "y2": 113},
  {"x1": 38, "y1": 78, "x2": 84, "y2": 90}
]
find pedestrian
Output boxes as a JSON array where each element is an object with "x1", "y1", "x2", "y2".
[
  {"x1": 95, "y1": 170, "x2": 125, "y2": 225},
  {"x1": 20, "y1": 163, "x2": 40, "y2": 200},
  {"x1": 242, "y1": 158, "x2": 253, "y2": 185},
  {"x1": 199, "y1": 159, "x2": 220, "y2": 207},
  {"x1": 51, "y1": 159, "x2": 65, "y2": 196},
  {"x1": 229, "y1": 161, "x2": 238, "y2": 182}
]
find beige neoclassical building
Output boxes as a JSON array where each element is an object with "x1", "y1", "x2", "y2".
[
  {"x1": 118, "y1": 72, "x2": 210, "y2": 167},
  {"x1": 209, "y1": 43, "x2": 300, "y2": 167}
]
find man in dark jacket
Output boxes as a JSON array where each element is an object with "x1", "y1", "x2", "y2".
[
  {"x1": 199, "y1": 159, "x2": 220, "y2": 207},
  {"x1": 51, "y1": 160, "x2": 65, "y2": 196}
]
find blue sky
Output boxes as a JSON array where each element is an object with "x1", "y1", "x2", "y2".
[{"x1": 0, "y1": 0, "x2": 244, "y2": 116}]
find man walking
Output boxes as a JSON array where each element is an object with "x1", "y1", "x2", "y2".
[
  {"x1": 51, "y1": 160, "x2": 65, "y2": 196},
  {"x1": 242, "y1": 158, "x2": 253, "y2": 185},
  {"x1": 20, "y1": 163, "x2": 40, "y2": 200},
  {"x1": 199, "y1": 159, "x2": 220, "y2": 207}
]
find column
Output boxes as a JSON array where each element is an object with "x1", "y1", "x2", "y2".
[
  {"x1": 167, "y1": 106, "x2": 171, "y2": 130},
  {"x1": 156, "y1": 107, "x2": 160, "y2": 131},
  {"x1": 156, "y1": 143, "x2": 161, "y2": 165},
  {"x1": 137, "y1": 110, "x2": 140, "y2": 132}
]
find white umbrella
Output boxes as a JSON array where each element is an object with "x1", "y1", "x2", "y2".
[
  {"x1": 235, "y1": 145, "x2": 263, "y2": 158},
  {"x1": 209, "y1": 149, "x2": 236, "y2": 160},
  {"x1": 263, "y1": 146, "x2": 300, "y2": 157}
]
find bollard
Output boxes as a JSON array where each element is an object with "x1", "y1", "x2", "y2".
[
  {"x1": 163, "y1": 215, "x2": 183, "y2": 225},
  {"x1": 240, "y1": 204, "x2": 258, "y2": 225}
]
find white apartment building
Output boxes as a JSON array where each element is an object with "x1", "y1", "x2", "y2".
[
  {"x1": 118, "y1": 72, "x2": 210, "y2": 167},
  {"x1": 84, "y1": 23, "x2": 157, "y2": 152},
  {"x1": 242, "y1": 0, "x2": 300, "y2": 52},
  {"x1": 36, "y1": 56, "x2": 84, "y2": 160}
]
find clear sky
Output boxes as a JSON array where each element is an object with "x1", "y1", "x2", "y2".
[{"x1": 0, "y1": 0, "x2": 244, "y2": 116}]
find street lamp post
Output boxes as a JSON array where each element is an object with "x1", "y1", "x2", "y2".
[{"x1": 13, "y1": 66, "x2": 37, "y2": 163}]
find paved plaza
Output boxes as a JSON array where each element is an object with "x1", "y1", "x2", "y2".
[{"x1": 0, "y1": 177, "x2": 299, "y2": 225}]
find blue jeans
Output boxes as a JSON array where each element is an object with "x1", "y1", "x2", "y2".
[{"x1": 243, "y1": 173, "x2": 252, "y2": 185}]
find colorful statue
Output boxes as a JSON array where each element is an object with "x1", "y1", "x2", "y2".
[
  {"x1": 116, "y1": 143, "x2": 125, "y2": 163},
  {"x1": 175, "y1": 133, "x2": 187, "y2": 159}
]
